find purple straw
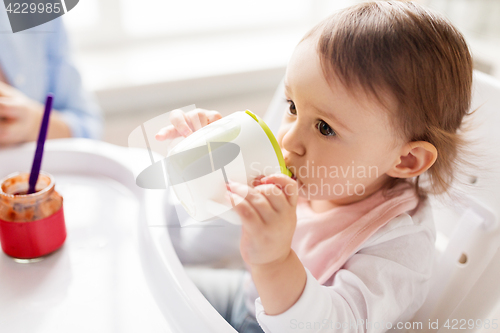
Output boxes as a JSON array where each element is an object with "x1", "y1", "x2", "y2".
[{"x1": 28, "y1": 94, "x2": 54, "y2": 194}]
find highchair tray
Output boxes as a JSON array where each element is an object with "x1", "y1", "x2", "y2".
[{"x1": 0, "y1": 139, "x2": 235, "y2": 333}]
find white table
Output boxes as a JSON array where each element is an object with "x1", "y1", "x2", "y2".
[{"x1": 0, "y1": 139, "x2": 236, "y2": 333}]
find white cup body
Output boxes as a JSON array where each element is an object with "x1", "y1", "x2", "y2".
[{"x1": 167, "y1": 111, "x2": 283, "y2": 224}]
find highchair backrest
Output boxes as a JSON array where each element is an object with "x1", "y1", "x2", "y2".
[
  {"x1": 263, "y1": 70, "x2": 500, "y2": 333},
  {"x1": 408, "y1": 71, "x2": 500, "y2": 333}
]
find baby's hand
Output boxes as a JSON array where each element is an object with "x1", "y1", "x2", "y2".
[
  {"x1": 155, "y1": 108, "x2": 222, "y2": 141},
  {"x1": 227, "y1": 174, "x2": 298, "y2": 267}
]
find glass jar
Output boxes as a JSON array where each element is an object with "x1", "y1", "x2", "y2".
[
  {"x1": 0, "y1": 172, "x2": 62, "y2": 222},
  {"x1": 0, "y1": 172, "x2": 66, "y2": 259}
]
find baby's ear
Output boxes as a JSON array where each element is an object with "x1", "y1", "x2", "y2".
[{"x1": 386, "y1": 141, "x2": 438, "y2": 179}]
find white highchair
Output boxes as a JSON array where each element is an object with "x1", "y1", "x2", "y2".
[
  {"x1": 406, "y1": 71, "x2": 500, "y2": 333},
  {"x1": 167, "y1": 70, "x2": 500, "y2": 333}
]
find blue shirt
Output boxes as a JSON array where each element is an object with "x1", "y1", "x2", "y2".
[{"x1": 0, "y1": 14, "x2": 103, "y2": 139}]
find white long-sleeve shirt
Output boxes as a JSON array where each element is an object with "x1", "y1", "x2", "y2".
[{"x1": 252, "y1": 195, "x2": 436, "y2": 333}]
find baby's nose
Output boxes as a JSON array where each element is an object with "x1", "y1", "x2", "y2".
[{"x1": 281, "y1": 126, "x2": 306, "y2": 157}]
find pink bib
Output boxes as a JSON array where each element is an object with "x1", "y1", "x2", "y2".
[{"x1": 292, "y1": 181, "x2": 420, "y2": 284}]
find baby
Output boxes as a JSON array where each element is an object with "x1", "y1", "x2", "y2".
[{"x1": 156, "y1": 1, "x2": 473, "y2": 332}]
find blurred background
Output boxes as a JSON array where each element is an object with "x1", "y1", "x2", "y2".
[{"x1": 62, "y1": 0, "x2": 500, "y2": 147}]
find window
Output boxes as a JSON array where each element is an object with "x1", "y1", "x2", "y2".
[
  {"x1": 121, "y1": 0, "x2": 310, "y2": 38},
  {"x1": 64, "y1": 0, "x2": 363, "y2": 50}
]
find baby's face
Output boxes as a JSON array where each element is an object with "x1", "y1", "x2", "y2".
[{"x1": 277, "y1": 38, "x2": 405, "y2": 205}]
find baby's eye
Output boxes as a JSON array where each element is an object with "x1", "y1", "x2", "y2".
[
  {"x1": 286, "y1": 99, "x2": 297, "y2": 115},
  {"x1": 317, "y1": 120, "x2": 336, "y2": 137}
]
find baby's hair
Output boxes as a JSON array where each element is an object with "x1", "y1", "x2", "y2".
[{"x1": 302, "y1": 0, "x2": 479, "y2": 201}]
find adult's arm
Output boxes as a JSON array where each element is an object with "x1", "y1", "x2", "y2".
[{"x1": 46, "y1": 19, "x2": 103, "y2": 139}]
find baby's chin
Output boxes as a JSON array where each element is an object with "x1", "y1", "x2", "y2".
[
  {"x1": 296, "y1": 179, "x2": 368, "y2": 202},
  {"x1": 297, "y1": 191, "x2": 347, "y2": 201}
]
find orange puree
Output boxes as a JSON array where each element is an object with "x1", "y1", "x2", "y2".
[{"x1": 0, "y1": 172, "x2": 62, "y2": 222}]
